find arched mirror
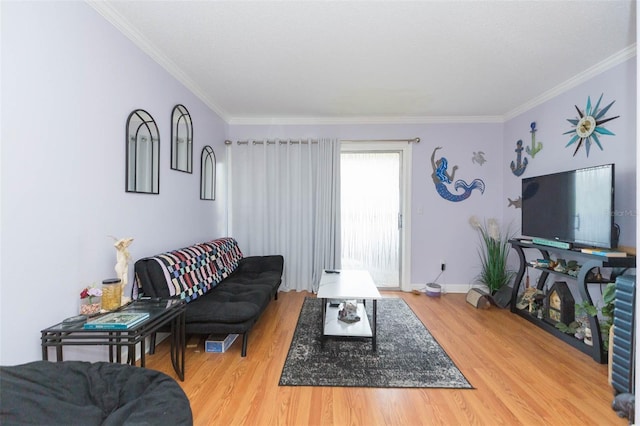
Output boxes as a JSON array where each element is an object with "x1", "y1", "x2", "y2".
[
  {"x1": 126, "y1": 109, "x2": 159, "y2": 194},
  {"x1": 200, "y1": 145, "x2": 216, "y2": 200},
  {"x1": 171, "y1": 104, "x2": 193, "y2": 173}
]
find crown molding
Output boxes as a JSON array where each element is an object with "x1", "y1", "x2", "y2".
[
  {"x1": 88, "y1": 1, "x2": 635, "y2": 127},
  {"x1": 504, "y1": 44, "x2": 637, "y2": 121},
  {"x1": 227, "y1": 114, "x2": 505, "y2": 126},
  {"x1": 86, "y1": 1, "x2": 230, "y2": 122}
]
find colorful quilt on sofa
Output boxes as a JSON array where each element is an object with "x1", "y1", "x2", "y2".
[{"x1": 140, "y1": 237, "x2": 243, "y2": 302}]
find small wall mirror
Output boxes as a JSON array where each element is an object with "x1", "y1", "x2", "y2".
[
  {"x1": 200, "y1": 146, "x2": 216, "y2": 200},
  {"x1": 126, "y1": 109, "x2": 159, "y2": 194},
  {"x1": 171, "y1": 104, "x2": 193, "y2": 173}
]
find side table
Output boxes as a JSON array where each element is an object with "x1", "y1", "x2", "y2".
[{"x1": 41, "y1": 298, "x2": 186, "y2": 380}]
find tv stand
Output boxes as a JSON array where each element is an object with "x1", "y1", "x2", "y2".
[{"x1": 509, "y1": 239, "x2": 636, "y2": 363}]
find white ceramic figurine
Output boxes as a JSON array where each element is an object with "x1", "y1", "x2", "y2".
[{"x1": 112, "y1": 236, "x2": 134, "y2": 304}]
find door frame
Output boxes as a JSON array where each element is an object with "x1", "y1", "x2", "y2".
[{"x1": 340, "y1": 141, "x2": 412, "y2": 292}]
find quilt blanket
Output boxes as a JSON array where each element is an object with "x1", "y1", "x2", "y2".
[{"x1": 146, "y1": 237, "x2": 243, "y2": 302}]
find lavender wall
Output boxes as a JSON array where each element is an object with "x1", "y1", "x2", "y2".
[
  {"x1": 229, "y1": 122, "x2": 505, "y2": 291},
  {"x1": 1, "y1": 2, "x2": 635, "y2": 366},
  {"x1": 502, "y1": 59, "x2": 637, "y2": 249},
  {"x1": 230, "y1": 57, "x2": 637, "y2": 292},
  {"x1": 1, "y1": 2, "x2": 227, "y2": 365}
]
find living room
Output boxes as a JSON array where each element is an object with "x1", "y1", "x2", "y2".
[{"x1": 1, "y1": 1, "x2": 637, "y2": 424}]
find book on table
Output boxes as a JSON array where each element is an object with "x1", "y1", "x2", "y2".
[
  {"x1": 580, "y1": 248, "x2": 628, "y2": 257},
  {"x1": 83, "y1": 312, "x2": 150, "y2": 330}
]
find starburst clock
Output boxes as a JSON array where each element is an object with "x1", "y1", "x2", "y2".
[{"x1": 563, "y1": 93, "x2": 619, "y2": 157}]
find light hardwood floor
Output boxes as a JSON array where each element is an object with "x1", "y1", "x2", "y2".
[{"x1": 145, "y1": 291, "x2": 625, "y2": 426}]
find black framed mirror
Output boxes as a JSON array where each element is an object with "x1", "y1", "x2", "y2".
[
  {"x1": 200, "y1": 145, "x2": 216, "y2": 200},
  {"x1": 171, "y1": 104, "x2": 193, "y2": 173},
  {"x1": 126, "y1": 109, "x2": 159, "y2": 194}
]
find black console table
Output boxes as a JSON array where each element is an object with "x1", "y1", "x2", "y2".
[
  {"x1": 509, "y1": 239, "x2": 636, "y2": 363},
  {"x1": 41, "y1": 298, "x2": 186, "y2": 380}
]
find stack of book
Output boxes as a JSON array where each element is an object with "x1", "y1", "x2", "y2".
[
  {"x1": 83, "y1": 312, "x2": 150, "y2": 330},
  {"x1": 580, "y1": 248, "x2": 627, "y2": 258}
]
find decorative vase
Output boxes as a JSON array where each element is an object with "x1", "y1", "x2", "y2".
[{"x1": 80, "y1": 298, "x2": 101, "y2": 316}]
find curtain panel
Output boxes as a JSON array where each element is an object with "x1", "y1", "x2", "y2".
[{"x1": 228, "y1": 139, "x2": 341, "y2": 292}]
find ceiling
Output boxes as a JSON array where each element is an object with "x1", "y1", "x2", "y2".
[{"x1": 91, "y1": 1, "x2": 636, "y2": 124}]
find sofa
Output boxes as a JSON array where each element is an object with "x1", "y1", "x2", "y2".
[
  {"x1": 0, "y1": 361, "x2": 192, "y2": 425},
  {"x1": 134, "y1": 237, "x2": 283, "y2": 357}
]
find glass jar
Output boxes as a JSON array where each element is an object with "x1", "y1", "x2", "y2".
[
  {"x1": 80, "y1": 297, "x2": 101, "y2": 316},
  {"x1": 101, "y1": 278, "x2": 122, "y2": 311}
]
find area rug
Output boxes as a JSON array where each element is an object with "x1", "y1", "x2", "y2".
[{"x1": 279, "y1": 297, "x2": 473, "y2": 388}]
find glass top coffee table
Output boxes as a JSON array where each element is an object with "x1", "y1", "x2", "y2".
[{"x1": 316, "y1": 269, "x2": 381, "y2": 350}]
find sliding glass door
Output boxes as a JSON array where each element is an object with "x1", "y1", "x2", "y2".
[{"x1": 340, "y1": 145, "x2": 409, "y2": 289}]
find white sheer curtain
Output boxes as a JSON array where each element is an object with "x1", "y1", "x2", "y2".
[
  {"x1": 341, "y1": 152, "x2": 400, "y2": 286},
  {"x1": 228, "y1": 138, "x2": 341, "y2": 292}
]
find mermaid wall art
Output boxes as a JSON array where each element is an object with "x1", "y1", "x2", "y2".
[{"x1": 431, "y1": 147, "x2": 485, "y2": 202}]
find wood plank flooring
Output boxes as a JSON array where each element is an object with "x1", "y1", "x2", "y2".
[{"x1": 145, "y1": 291, "x2": 625, "y2": 425}]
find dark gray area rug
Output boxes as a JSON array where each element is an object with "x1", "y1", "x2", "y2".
[{"x1": 279, "y1": 297, "x2": 473, "y2": 388}]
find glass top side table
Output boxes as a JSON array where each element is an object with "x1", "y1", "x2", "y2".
[{"x1": 41, "y1": 298, "x2": 186, "y2": 381}]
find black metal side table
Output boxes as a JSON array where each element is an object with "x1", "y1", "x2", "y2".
[{"x1": 41, "y1": 298, "x2": 186, "y2": 380}]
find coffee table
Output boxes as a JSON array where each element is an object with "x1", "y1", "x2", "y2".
[{"x1": 316, "y1": 269, "x2": 381, "y2": 350}]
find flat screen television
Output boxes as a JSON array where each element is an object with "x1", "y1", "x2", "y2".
[{"x1": 521, "y1": 163, "x2": 616, "y2": 249}]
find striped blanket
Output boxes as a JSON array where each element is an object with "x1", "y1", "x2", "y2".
[{"x1": 141, "y1": 238, "x2": 243, "y2": 302}]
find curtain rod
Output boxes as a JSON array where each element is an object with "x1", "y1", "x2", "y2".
[
  {"x1": 340, "y1": 137, "x2": 420, "y2": 144},
  {"x1": 225, "y1": 139, "x2": 318, "y2": 145},
  {"x1": 225, "y1": 137, "x2": 420, "y2": 145}
]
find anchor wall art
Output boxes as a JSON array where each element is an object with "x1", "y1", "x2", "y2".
[
  {"x1": 525, "y1": 122, "x2": 543, "y2": 158},
  {"x1": 430, "y1": 146, "x2": 485, "y2": 202},
  {"x1": 563, "y1": 93, "x2": 619, "y2": 157},
  {"x1": 510, "y1": 139, "x2": 528, "y2": 176}
]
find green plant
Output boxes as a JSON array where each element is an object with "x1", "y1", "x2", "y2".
[{"x1": 469, "y1": 216, "x2": 516, "y2": 294}]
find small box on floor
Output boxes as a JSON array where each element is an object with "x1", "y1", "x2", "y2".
[{"x1": 205, "y1": 334, "x2": 238, "y2": 353}]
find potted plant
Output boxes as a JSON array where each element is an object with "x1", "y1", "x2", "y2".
[{"x1": 469, "y1": 216, "x2": 516, "y2": 305}]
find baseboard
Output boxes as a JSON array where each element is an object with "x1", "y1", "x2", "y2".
[{"x1": 411, "y1": 283, "x2": 479, "y2": 294}]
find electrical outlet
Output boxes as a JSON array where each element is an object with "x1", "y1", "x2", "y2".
[{"x1": 440, "y1": 260, "x2": 446, "y2": 271}]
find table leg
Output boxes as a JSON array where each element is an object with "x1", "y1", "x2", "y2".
[
  {"x1": 115, "y1": 332, "x2": 122, "y2": 363},
  {"x1": 170, "y1": 310, "x2": 186, "y2": 381},
  {"x1": 108, "y1": 332, "x2": 115, "y2": 363},
  {"x1": 372, "y1": 299, "x2": 377, "y2": 351},
  {"x1": 55, "y1": 333, "x2": 63, "y2": 361},
  {"x1": 139, "y1": 343, "x2": 145, "y2": 367},
  {"x1": 178, "y1": 309, "x2": 185, "y2": 380},
  {"x1": 321, "y1": 298, "x2": 327, "y2": 348}
]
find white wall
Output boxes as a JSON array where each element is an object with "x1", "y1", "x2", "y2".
[{"x1": 0, "y1": 2, "x2": 227, "y2": 365}]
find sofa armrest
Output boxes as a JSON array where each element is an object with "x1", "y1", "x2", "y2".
[{"x1": 134, "y1": 258, "x2": 172, "y2": 299}]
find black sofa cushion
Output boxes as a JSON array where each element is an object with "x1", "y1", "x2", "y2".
[
  {"x1": 0, "y1": 361, "x2": 192, "y2": 425},
  {"x1": 185, "y1": 286, "x2": 271, "y2": 324}
]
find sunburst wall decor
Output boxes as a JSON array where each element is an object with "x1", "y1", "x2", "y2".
[{"x1": 563, "y1": 93, "x2": 619, "y2": 157}]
